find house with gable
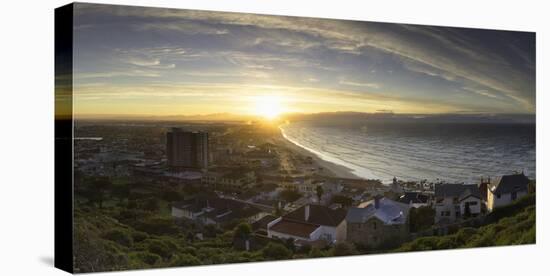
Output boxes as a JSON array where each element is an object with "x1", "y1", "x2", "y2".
[
  {"x1": 487, "y1": 173, "x2": 529, "y2": 211},
  {"x1": 345, "y1": 196, "x2": 410, "y2": 247},
  {"x1": 267, "y1": 204, "x2": 347, "y2": 245},
  {"x1": 434, "y1": 184, "x2": 482, "y2": 224}
]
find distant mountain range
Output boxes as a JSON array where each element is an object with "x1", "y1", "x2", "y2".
[
  {"x1": 281, "y1": 111, "x2": 536, "y2": 124},
  {"x1": 77, "y1": 111, "x2": 535, "y2": 124},
  {"x1": 76, "y1": 113, "x2": 260, "y2": 122}
]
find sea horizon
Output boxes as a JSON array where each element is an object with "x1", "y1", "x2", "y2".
[{"x1": 279, "y1": 119, "x2": 535, "y2": 184}]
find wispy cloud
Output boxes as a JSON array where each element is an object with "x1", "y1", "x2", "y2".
[
  {"x1": 72, "y1": 3, "x2": 536, "y2": 115},
  {"x1": 339, "y1": 80, "x2": 380, "y2": 89}
]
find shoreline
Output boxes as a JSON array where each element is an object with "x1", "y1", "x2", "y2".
[{"x1": 276, "y1": 126, "x2": 362, "y2": 180}]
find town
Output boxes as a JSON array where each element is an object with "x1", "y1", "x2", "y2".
[{"x1": 73, "y1": 120, "x2": 536, "y2": 271}]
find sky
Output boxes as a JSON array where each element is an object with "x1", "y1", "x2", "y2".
[{"x1": 71, "y1": 3, "x2": 536, "y2": 118}]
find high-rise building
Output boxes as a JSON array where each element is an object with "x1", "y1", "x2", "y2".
[{"x1": 166, "y1": 128, "x2": 209, "y2": 170}]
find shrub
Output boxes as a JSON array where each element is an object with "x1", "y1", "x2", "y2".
[
  {"x1": 131, "y1": 231, "x2": 149, "y2": 243},
  {"x1": 262, "y1": 242, "x2": 293, "y2": 260},
  {"x1": 332, "y1": 242, "x2": 358, "y2": 256},
  {"x1": 131, "y1": 251, "x2": 161, "y2": 266},
  {"x1": 169, "y1": 253, "x2": 201, "y2": 266},
  {"x1": 102, "y1": 229, "x2": 133, "y2": 247},
  {"x1": 146, "y1": 239, "x2": 178, "y2": 260}
]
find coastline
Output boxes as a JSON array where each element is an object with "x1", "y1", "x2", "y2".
[{"x1": 276, "y1": 125, "x2": 361, "y2": 180}]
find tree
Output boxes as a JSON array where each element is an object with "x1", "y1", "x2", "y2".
[
  {"x1": 409, "y1": 206, "x2": 435, "y2": 232},
  {"x1": 262, "y1": 242, "x2": 292, "y2": 260},
  {"x1": 233, "y1": 223, "x2": 252, "y2": 240},
  {"x1": 89, "y1": 177, "x2": 112, "y2": 208},
  {"x1": 316, "y1": 185, "x2": 324, "y2": 202},
  {"x1": 284, "y1": 238, "x2": 296, "y2": 252}
]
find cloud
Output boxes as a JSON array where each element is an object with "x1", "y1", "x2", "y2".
[
  {"x1": 72, "y1": 3, "x2": 535, "y2": 114},
  {"x1": 339, "y1": 80, "x2": 380, "y2": 89},
  {"x1": 136, "y1": 22, "x2": 229, "y2": 35},
  {"x1": 462, "y1": 86, "x2": 499, "y2": 99},
  {"x1": 75, "y1": 70, "x2": 160, "y2": 79}
]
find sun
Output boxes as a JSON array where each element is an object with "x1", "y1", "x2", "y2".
[{"x1": 253, "y1": 95, "x2": 285, "y2": 120}]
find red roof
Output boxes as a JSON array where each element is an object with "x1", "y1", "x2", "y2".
[{"x1": 269, "y1": 219, "x2": 319, "y2": 238}]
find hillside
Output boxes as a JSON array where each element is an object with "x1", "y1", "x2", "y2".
[{"x1": 395, "y1": 193, "x2": 536, "y2": 252}]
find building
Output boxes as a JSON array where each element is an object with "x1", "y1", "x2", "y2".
[
  {"x1": 434, "y1": 184, "x2": 482, "y2": 224},
  {"x1": 397, "y1": 192, "x2": 430, "y2": 208},
  {"x1": 202, "y1": 167, "x2": 256, "y2": 190},
  {"x1": 487, "y1": 173, "x2": 529, "y2": 212},
  {"x1": 346, "y1": 196, "x2": 410, "y2": 248},
  {"x1": 390, "y1": 176, "x2": 404, "y2": 193},
  {"x1": 267, "y1": 204, "x2": 347, "y2": 245},
  {"x1": 171, "y1": 196, "x2": 266, "y2": 225},
  {"x1": 166, "y1": 128, "x2": 208, "y2": 170}
]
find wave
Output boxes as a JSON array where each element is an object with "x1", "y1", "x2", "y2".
[{"x1": 279, "y1": 122, "x2": 536, "y2": 183}]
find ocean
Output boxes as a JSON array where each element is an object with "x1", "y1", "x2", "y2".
[{"x1": 280, "y1": 120, "x2": 535, "y2": 184}]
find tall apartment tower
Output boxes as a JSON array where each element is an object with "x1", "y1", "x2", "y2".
[{"x1": 166, "y1": 128, "x2": 209, "y2": 170}]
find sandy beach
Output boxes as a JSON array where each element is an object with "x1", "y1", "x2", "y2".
[{"x1": 274, "y1": 129, "x2": 361, "y2": 180}]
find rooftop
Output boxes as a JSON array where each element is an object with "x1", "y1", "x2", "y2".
[
  {"x1": 172, "y1": 196, "x2": 262, "y2": 222},
  {"x1": 347, "y1": 197, "x2": 410, "y2": 225},
  {"x1": 398, "y1": 192, "x2": 430, "y2": 204},
  {"x1": 269, "y1": 219, "x2": 320, "y2": 238},
  {"x1": 489, "y1": 173, "x2": 529, "y2": 194},
  {"x1": 435, "y1": 184, "x2": 480, "y2": 199},
  {"x1": 283, "y1": 204, "x2": 347, "y2": 227}
]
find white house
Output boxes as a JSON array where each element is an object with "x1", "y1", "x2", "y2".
[
  {"x1": 487, "y1": 173, "x2": 529, "y2": 212},
  {"x1": 267, "y1": 204, "x2": 347, "y2": 244},
  {"x1": 434, "y1": 184, "x2": 482, "y2": 224}
]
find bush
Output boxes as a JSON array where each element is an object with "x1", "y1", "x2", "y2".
[
  {"x1": 146, "y1": 239, "x2": 178, "y2": 260},
  {"x1": 170, "y1": 253, "x2": 201, "y2": 266},
  {"x1": 102, "y1": 229, "x2": 133, "y2": 247},
  {"x1": 262, "y1": 242, "x2": 293, "y2": 260},
  {"x1": 131, "y1": 251, "x2": 161, "y2": 266},
  {"x1": 132, "y1": 231, "x2": 149, "y2": 243},
  {"x1": 133, "y1": 217, "x2": 180, "y2": 236},
  {"x1": 409, "y1": 206, "x2": 435, "y2": 232},
  {"x1": 332, "y1": 242, "x2": 358, "y2": 256}
]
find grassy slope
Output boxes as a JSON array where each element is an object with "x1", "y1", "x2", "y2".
[{"x1": 395, "y1": 193, "x2": 536, "y2": 252}]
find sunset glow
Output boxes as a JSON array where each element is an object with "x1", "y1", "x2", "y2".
[
  {"x1": 72, "y1": 4, "x2": 535, "y2": 119},
  {"x1": 253, "y1": 95, "x2": 285, "y2": 119}
]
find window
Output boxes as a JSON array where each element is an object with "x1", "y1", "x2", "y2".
[
  {"x1": 373, "y1": 222, "x2": 377, "y2": 230},
  {"x1": 511, "y1": 192, "x2": 517, "y2": 200},
  {"x1": 468, "y1": 201, "x2": 478, "y2": 206},
  {"x1": 441, "y1": 211, "x2": 446, "y2": 216},
  {"x1": 497, "y1": 193, "x2": 501, "y2": 199}
]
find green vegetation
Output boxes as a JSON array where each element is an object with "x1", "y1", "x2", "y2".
[
  {"x1": 74, "y1": 175, "x2": 329, "y2": 272},
  {"x1": 396, "y1": 194, "x2": 535, "y2": 252},
  {"x1": 74, "y1": 174, "x2": 536, "y2": 272},
  {"x1": 409, "y1": 206, "x2": 436, "y2": 233}
]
